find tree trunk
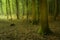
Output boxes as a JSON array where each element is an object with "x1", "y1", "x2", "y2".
[
  {"x1": 8, "y1": 0, "x2": 12, "y2": 20},
  {"x1": 22, "y1": 1, "x2": 25, "y2": 16},
  {"x1": 54, "y1": 0, "x2": 59, "y2": 20},
  {"x1": 0, "y1": 0, "x2": 3, "y2": 15},
  {"x1": 38, "y1": 0, "x2": 52, "y2": 35},
  {"x1": 32, "y1": 0, "x2": 37, "y2": 24},
  {"x1": 16, "y1": 0, "x2": 19, "y2": 19},
  {"x1": 26, "y1": 0, "x2": 29, "y2": 22},
  {"x1": 37, "y1": 0, "x2": 40, "y2": 24},
  {"x1": 6, "y1": 0, "x2": 9, "y2": 19}
]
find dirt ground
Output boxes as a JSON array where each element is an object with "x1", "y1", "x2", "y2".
[{"x1": 0, "y1": 17, "x2": 60, "y2": 40}]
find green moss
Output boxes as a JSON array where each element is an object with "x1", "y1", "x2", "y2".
[{"x1": 37, "y1": 27, "x2": 53, "y2": 35}]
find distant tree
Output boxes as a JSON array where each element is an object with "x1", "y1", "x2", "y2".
[
  {"x1": 31, "y1": 0, "x2": 38, "y2": 24},
  {"x1": 0, "y1": 0, "x2": 3, "y2": 15},
  {"x1": 22, "y1": 0, "x2": 25, "y2": 16},
  {"x1": 54, "y1": 0, "x2": 59, "y2": 20},
  {"x1": 16, "y1": 0, "x2": 19, "y2": 19},
  {"x1": 26, "y1": 0, "x2": 29, "y2": 22},
  {"x1": 37, "y1": 0, "x2": 40, "y2": 23},
  {"x1": 6, "y1": 0, "x2": 9, "y2": 19},
  {"x1": 8, "y1": 0, "x2": 12, "y2": 20},
  {"x1": 6, "y1": 0, "x2": 12, "y2": 20},
  {"x1": 38, "y1": 0, "x2": 52, "y2": 35}
]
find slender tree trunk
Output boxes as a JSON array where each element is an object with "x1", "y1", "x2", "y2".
[
  {"x1": 32, "y1": 0, "x2": 37, "y2": 24},
  {"x1": 0, "y1": 0, "x2": 3, "y2": 15},
  {"x1": 6, "y1": 0, "x2": 9, "y2": 19},
  {"x1": 38, "y1": 0, "x2": 52, "y2": 35},
  {"x1": 22, "y1": 1, "x2": 25, "y2": 16},
  {"x1": 8, "y1": 0, "x2": 12, "y2": 20},
  {"x1": 16, "y1": 0, "x2": 19, "y2": 19},
  {"x1": 26, "y1": 0, "x2": 29, "y2": 22},
  {"x1": 37, "y1": 0, "x2": 40, "y2": 23},
  {"x1": 12, "y1": 0, "x2": 14, "y2": 19},
  {"x1": 54, "y1": 0, "x2": 59, "y2": 20}
]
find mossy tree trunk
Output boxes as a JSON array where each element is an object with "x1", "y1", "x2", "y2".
[{"x1": 38, "y1": 0, "x2": 52, "y2": 35}]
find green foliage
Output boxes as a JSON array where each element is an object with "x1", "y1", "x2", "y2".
[{"x1": 0, "y1": 0, "x2": 60, "y2": 20}]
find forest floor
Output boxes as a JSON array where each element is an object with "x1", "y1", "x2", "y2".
[{"x1": 0, "y1": 17, "x2": 60, "y2": 40}]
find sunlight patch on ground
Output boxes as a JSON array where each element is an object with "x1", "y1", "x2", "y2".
[
  {"x1": 0, "y1": 15, "x2": 28, "y2": 21},
  {"x1": 0, "y1": 15, "x2": 7, "y2": 20},
  {"x1": 0, "y1": 15, "x2": 17, "y2": 20}
]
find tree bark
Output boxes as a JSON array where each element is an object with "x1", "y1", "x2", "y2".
[{"x1": 38, "y1": 0, "x2": 52, "y2": 35}]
